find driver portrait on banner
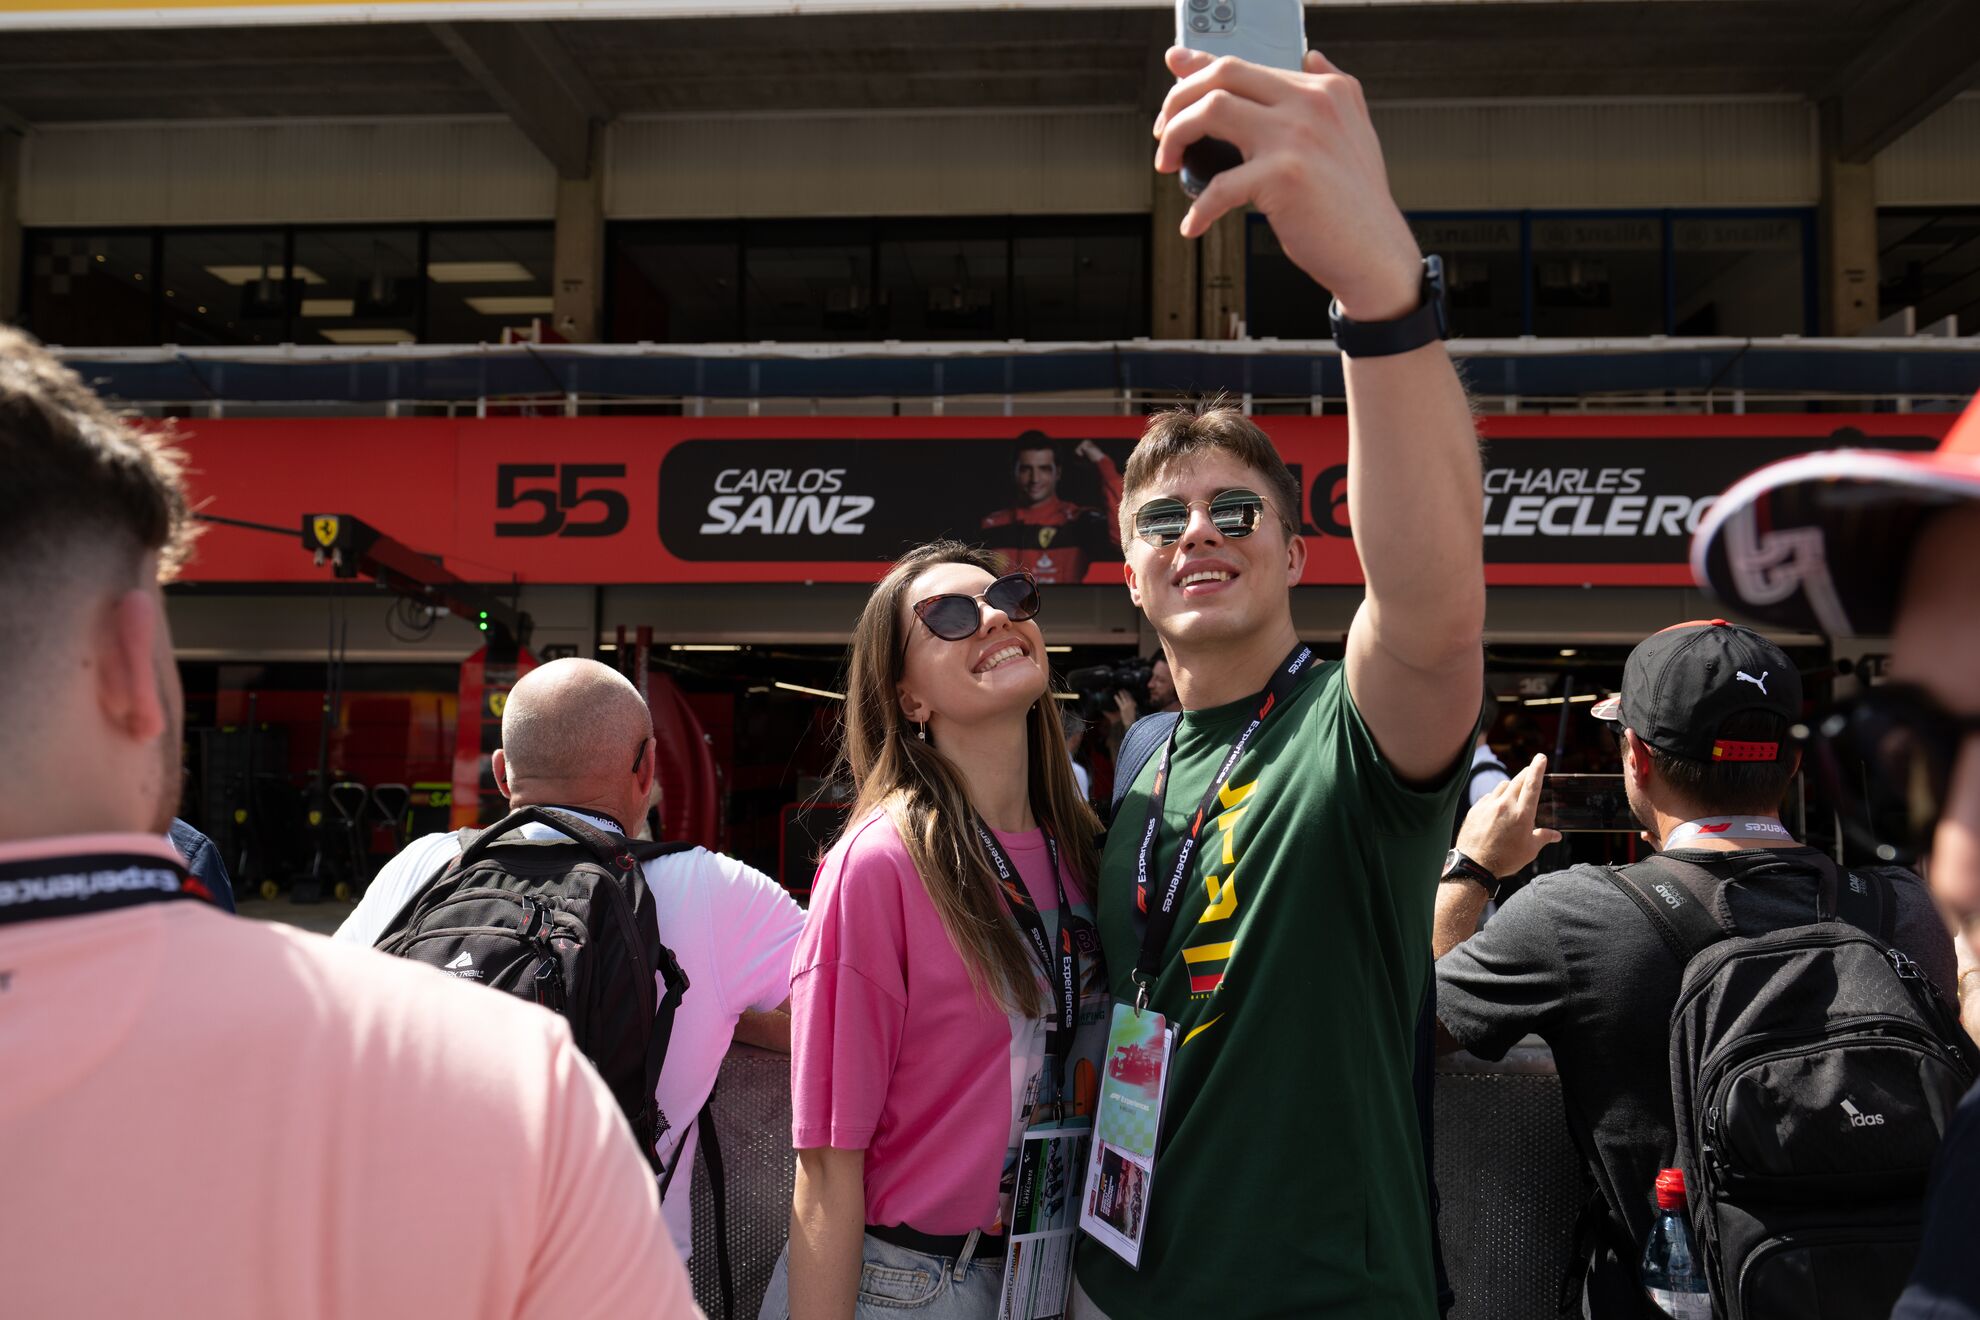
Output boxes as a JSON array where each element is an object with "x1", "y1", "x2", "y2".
[{"x1": 979, "y1": 431, "x2": 1124, "y2": 584}]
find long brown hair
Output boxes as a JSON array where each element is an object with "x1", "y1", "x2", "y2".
[{"x1": 837, "y1": 540, "x2": 1100, "y2": 1017}]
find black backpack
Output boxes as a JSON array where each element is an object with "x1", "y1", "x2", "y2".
[
  {"x1": 1605, "y1": 852, "x2": 1974, "y2": 1320},
  {"x1": 374, "y1": 806, "x2": 692, "y2": 1175}
]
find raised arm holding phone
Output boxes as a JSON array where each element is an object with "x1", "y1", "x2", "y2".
[{"x1": 1070, "y1": 26, "x2": 1483, "y2": 1320}]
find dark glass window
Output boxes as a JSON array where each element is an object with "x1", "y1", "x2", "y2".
[
  {"x1": 609, "y1": 223, "x2": 741, "y2": 343},
  {"x1": 292, "y1": 228, "x2": 421, "y2": 346},
  {"x1": 1672, "y1": 215, "x2": 1808, "y2": 336},
  {"x1": 1245, "y1": 217, "x2": 1330, "y2": 339},
  {"x1": 1879, "y1": 207, "x2": 1980, "y2": 332},
  {"x1": 1530, "y1": 215, "x2": 1664, "y2": 337},
  {"x1": 745, "y1": 222, "x2": 876, "y2": 342},
  {"x1": 1411, "y1": 216, "x2": 1524, "y2": 338},
  {"x1": 23, "y1": 230, "x2": 153, "y2": 346},
  {"x1": 425, "y1": 227, "x2": 556, "y2": 344},
  {"x1": 879, "y1": 220, "x2": 1008, "y2": 340},
  {"x1": 608, "y1": 216, "x2": 1148, "y2": 343},
  {"x1": 158, "y1": 230, "x2": 293, "y2": 346},
  {"x1": 1012, "y1": 218, "x2": 1146, "y2": 341}
]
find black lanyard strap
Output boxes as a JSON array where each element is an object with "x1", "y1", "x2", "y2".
[
  {"x1": 973, "y1": 818, "x2": 1081, "y2": 1063},
  {"x1": 1132, "y1": 643, "x2": 1316, "y2": 1013},
  {"x1": 0, "y1": 847, "x2": 210, "y2": 927}
]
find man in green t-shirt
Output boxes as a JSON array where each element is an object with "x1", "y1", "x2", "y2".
[{"x1": 1070, "y1": 41, "x2": 1485, "y2": 1320}]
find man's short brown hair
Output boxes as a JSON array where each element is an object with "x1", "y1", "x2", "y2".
[
  {"x1": 1119, "y1": 400, "x2": 1302, "y2": 545},
  {"x1": 0, "y1": 325, "x2": 193, "y2": 582}
]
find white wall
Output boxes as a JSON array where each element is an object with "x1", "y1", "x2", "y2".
[
  {"x1": 19, "y1": 118, "x2": 557, "y2": 227},
  {"x1": 23, "y1": 95, "x2": 1979, "y2": 230},
  {"x1": 1380, "y1": 98, "x2": 1818, "y2": 209},
  {"x1": 1876, "y1": 93, "x2": 1980, "y2": 208},
  {"x1": 605, "y1": 109, "x2": 1152, "y2": 219}
]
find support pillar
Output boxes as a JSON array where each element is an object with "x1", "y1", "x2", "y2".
[
  {"x1": 1150, "y1": 172, "x2": 1198, "y2": 339},
  {"x1": 1819, "y1": 101, "x2": 1881, "y2": 338},
  {"x1": 0, "y1": 129, "x2": 24, "y2": 326},
  {"x1": 552, "y1": 136, "x2": 605, "y2": 343},
  {"x1": 1199, "y1": 207, "x2": 1245, "y2": 340}
]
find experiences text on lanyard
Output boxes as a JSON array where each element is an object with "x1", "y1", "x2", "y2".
[
  {"x1": 1664, "y1": 816, "x2": 1796, "y2": 848},
  {"x1": 972, "y1": 819, "x2": 1079, "y2": 1063},
  {"x1": 1132, "y1": 643, "x2": 1316, "y2": 1014},
  {"x1": 0, "y1": 848, "x2": 213, "y2": 927}
]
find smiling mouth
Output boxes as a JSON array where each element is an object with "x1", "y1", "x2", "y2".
[
  {"x1": 1177, "y1": 569, "x2": 1235, "y2": 590},
  {"x1": 975, "y1": 643, "x2": 1029, "y2": 673}
]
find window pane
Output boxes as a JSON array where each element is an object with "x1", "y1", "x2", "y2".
[
  {"x1": 1245, "y1": 216, "x2": 1331, "y2": 338},
  {"x1": 159, "y1": 230, "x2": 293, "y2": 346},
  {"x1": 610, "y1": 223, "x2": 741, "y2": 343},
  {"x1": 291, "y1": 229, "x2": 422, "y2": 346},
  {"x1": 877, "y1": 221, "x2": 1007, "y2": 340},
  {"x1": 1013, "y1": 218, "x2": 1146, "y2": 341},
  {"x1": 1879, "y1": 208, "x2": 1980, "y2": 332},
  {"x1": 425, "y1": 226, "x2": 555, "y2": 344},
  {"x1": 1531, "y1": 216, "x2": 1664, "y2": 337},
  {"x1": 24, "y1": 230, "x2": 153, "y2": 346},
  {"x1": 1411, "y1": 216, "x2": 1524, "y2": 337},
  {"x1": 1672, "y1": 215, "x2": 1806, "y2": 336},
  {"x1": 745, "y1": 222, "x2": 875, "y2": 342}
]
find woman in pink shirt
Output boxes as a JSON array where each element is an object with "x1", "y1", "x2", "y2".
[{"x1": 762, "y1": 542, "x2": 1109, "y2": 1320}]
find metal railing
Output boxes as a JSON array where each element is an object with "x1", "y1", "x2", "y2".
[{"x1": 60, "y1": 336, "x2": 1980, "y2": 418}]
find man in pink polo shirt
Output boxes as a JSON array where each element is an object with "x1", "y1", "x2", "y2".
[{"x1": 0, "y1": 325, "x2": 698, "y2": 1319}]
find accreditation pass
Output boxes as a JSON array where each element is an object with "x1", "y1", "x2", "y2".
[{"x1": 1077, "y1": 1003, "x2": 1174, "y2": 1269}]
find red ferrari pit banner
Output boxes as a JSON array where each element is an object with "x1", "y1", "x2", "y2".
[{"x1": 169, "y1": 414, "x2": 1951, "y2": 589}]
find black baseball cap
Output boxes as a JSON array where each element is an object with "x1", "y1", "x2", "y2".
[{"x1": 1588, "y1": 620, "x2": 1800, "y2": 764}]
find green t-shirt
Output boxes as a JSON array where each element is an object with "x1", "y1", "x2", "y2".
[{"x1": 1076, "y1": 659, "x2": 1464, "y2": 1318}]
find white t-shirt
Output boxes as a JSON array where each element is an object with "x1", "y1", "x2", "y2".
[
  {"x1": 337, "y1": 809, "x2": 804, "y2": 1259},
  {"x1": 1467, "y1": 741, "x2": 1510, "y2": 808}
]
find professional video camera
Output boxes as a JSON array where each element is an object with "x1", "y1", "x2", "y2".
[{"x1": 1064, "y1": 656, "x2": 1154, "y2": 722}]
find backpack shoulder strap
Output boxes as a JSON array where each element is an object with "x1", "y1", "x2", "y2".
[
  {"x1": 1821, "y1": 855, "x2": 1894, "y2": 942},
  {"x1": 1601, "y1": 854, "x2": 1733, "y2": 966},
  {"x1": 1110, "y1": 711, "x2": 1183, "y2": 817}
]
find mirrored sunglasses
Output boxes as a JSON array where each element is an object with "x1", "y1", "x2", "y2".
[{"x1": 1132, "y1": 487, "x2": 1271, "y2": 548}]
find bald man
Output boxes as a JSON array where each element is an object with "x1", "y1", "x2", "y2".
[{"x1": 339, "y1": 658, "x2": 805, "y2": 1266}]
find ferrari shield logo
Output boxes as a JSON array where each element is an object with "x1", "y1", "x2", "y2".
[
  {"x1": 489, "y1": 692, "x2": 507, "y2": 718},
  {"x1": 311, "y1": 516, "x2": 340, "y2": 548},
  {"x1": 1037, "y1": 527, "x2": 1057, "y2": 549}
]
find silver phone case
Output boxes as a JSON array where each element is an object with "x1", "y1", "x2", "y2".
[{"x1": 1175, "y1": 0, "x2": 1307, "y2": 72}]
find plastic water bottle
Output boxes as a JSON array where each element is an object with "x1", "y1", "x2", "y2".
[{"x1": 1641, "y1": 1168, "x2": 1712, "y2": 1319}]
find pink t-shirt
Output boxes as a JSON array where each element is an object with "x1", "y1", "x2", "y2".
[
  {"x1": 0, "y1": 834, "x2": 698, "y2": 1320},
  {"x1": 790, "y1": 812, "x2": 1107, "y2": 1235}
]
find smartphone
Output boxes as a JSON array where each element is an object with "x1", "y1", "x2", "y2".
[
  {"x1": 1535, "y1": 775, "x2": 1638, "y2": 834},
  {"x1": 1173, "y1": 0, "x2": 1308, "y2": 197}
]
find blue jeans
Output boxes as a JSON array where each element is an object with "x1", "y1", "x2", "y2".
[{"x1": 757, "y1": 1233, "x2": 1003, "y2": 1319}]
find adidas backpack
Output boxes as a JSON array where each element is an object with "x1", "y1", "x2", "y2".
[
  {"x1": 1606, "y1": 852, "x2": 1974, "y2": 1319},
  {"x1": 374, "y1": 806, "x2": 692, "y2": 1175}
]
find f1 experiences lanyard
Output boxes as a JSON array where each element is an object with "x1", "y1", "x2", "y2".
[
  {"x1": 1131, "y1": 643, "x2": 1316, "y2": 1014},
  {"x1": 0, "y1": 847, "x2": 212, "y2": 926},
  {"x1": 972, "y1": 818, "x2": 1080, "y2": 1063},
  {"x1": 1664, "y1": 816, "x2": 1796, "y2": 848}
]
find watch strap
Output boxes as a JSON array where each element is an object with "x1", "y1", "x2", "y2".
[
  {"x1": 1442, "y1": 850, "x2": 1500, "y2": 894},
  {"x1": 1329, "y1": 255, "x2": 1450, "y2": 359}
]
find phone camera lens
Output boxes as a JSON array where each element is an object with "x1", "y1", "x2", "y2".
[
  {"x1": 1189, "y1": 0, "x2": 1210, "y2": 8},
  {"x1": 1190, "y1": 13, "x2": 1210, "y2": 29},
  {"x1": 1211, "y1": 3, "x2": 1234, "y2": 19}
]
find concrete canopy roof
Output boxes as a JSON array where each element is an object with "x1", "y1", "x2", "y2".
[{"x1": 2, "y1": 1, "x2": 1974, "y2": 167}]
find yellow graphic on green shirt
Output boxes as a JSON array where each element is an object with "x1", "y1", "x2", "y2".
[{"x1": 1184, "y1": 778, "x2": 1253, "y2": 994}]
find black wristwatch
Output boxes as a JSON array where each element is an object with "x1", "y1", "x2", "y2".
[
  {"x1": 1328, "y1": 255, "x2": 1451, "y2": 358},
  {"x1": 1441, "y1": 848, "x2": 1501, "y2": 898}
]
